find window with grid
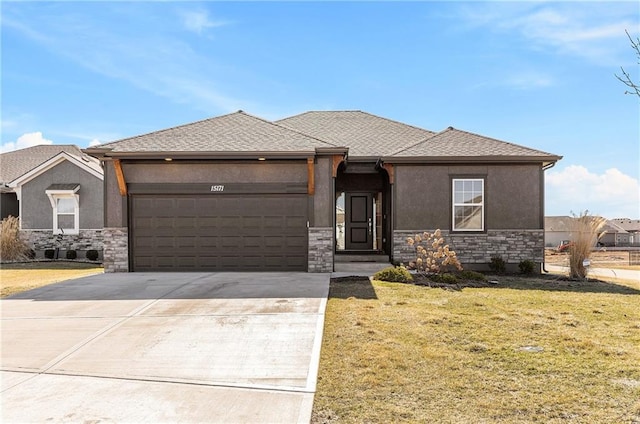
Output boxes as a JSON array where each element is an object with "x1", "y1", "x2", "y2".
[{"x1": 452, "y1": 179, "x2": 484, "y2": 231}]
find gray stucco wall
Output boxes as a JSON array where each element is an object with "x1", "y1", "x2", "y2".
[
  {"x1": 20, "y1": 160, "x2": 103, "y2": 230},
  {"x1": 313, "y1": 157, "x2": 332, "y2": 227},
  {"x1": 394, "y1": 164, "x2": 543, "y2": 231}
]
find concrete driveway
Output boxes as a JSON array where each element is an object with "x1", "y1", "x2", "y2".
[{"x1": 1, "y1": 272, "x2": 330, "y2": 423}]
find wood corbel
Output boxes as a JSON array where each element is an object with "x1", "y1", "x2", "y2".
[
  {"x1": 382, "y1": 163, "x2": 395, "y2": 184},
  {"x1": 331, "y1": 154, "x2": 344, "y2": 178},
  {"x1": 113, "y1": 159, "x2": 128, "y2": 196},
  {"x1": 307, "y1": 157, "x2": 315, "y2": 195}
]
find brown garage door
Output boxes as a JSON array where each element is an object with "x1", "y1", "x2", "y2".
[{"x1": 130, "y1": 194, "x2": 308, "y2": 271}]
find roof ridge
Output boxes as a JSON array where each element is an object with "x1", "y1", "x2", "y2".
[
  {"x1": 446, "y1": 126, "x2": 558, "y2": 156},
  {"x1": 389, "y1": 127, "x2": 448, "y2": 156},
  {"x1": 95, "y1": 111, "x2": 246, "y2": 148}
]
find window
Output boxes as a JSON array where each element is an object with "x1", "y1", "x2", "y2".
[
  {"x1": 45, "y1": 185, "x2": 80, "y2": 234},
  {"x1": 452, "y1": 179, "x2": 484, "y2": 231}
]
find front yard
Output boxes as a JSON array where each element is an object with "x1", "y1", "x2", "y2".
[
  {"x1": 312, "y1": 275, "x2": 640, "y2": 423},
  {"x1": 0, "y1": 261, "x2": 103, "y2": 298}
]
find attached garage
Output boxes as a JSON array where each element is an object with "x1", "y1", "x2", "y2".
[{"x1": 130, "y1": 193, "x2": 308, "y2": 272}]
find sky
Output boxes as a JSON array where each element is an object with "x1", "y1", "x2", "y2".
[{"x1": 2, "y1": 1, "x2": 639, "y2": 219}]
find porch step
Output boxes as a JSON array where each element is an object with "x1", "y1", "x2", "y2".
[{"x1": 334, "y1": 254, "x2": 390, "y2": 263}]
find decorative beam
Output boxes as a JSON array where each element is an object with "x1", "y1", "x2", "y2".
[
  {"x1": 307, "y1": 157, "x2": 315, "y2": 195},
  {"x1": 382, "y1": 163, "x2": 395, "y2": 184},
  {"x1": 113, "y1": 159, "x2": 127, "y2": 196},
  {"x1": 331, "y1": 154, "x2": 343, "y2": 177}
]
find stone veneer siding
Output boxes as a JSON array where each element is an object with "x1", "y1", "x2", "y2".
[
  {"x1": 393, "y1": 229, "x2": 544, "y2": 267},
  {"x1": 22, "y1": 229, "x2": 103, "y2": 252},
  {"x1": 308, "y1": 227, "x2": 333, "y2": 273},
  {"x1": 103, "y1": 227, "x2": 129, "y2": 272}
]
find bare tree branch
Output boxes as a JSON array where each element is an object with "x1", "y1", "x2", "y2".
[{"x1": 615, "y1": 30, "x2": 640, "y2": 98}]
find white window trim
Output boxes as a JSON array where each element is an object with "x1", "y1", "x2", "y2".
[
  {"x1": 45, "y1": 189, "x2": 80, "y2": 235},
  {"x1": 452, "y1": 178, "x2": 484, "y2": 232}
]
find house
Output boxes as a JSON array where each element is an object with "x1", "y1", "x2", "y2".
[
  {"x1": 544, "y1": 216, "x2": 573, "y2": 247},
  {"x1": 599, "y1": 221, "x2": 629, "y2": 247},
  {"x1": 610, "y1": 218, "x2": 640, "y2": 246},
  {"x1": 0, "y1": 145, "x2": 104, "y2": 258},
  {"x1": 85, "y1": 110, "x2": 561, "y2": 273}
]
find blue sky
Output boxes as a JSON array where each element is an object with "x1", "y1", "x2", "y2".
[{"x1": 2, "y1": 1, "x2": 639, "y2": 219}]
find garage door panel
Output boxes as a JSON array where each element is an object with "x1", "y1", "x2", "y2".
[{"x1": 131, "y1": 194, "x2": 308, "y2": 271}]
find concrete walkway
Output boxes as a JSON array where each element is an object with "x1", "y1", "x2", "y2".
[
  {"x1": 546, "y1": 265, "x2": 640, "y2": 284},
  {"x1": 1, "y1": 272, "x2": 330, "y2": 423}
]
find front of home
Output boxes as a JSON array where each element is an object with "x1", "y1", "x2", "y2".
[
  {"x1": 85, "y1": 111, "x2": 561, "y2": 273},
  {"x1": 0, "y1": 145, "x2": 104, "y2": 258}
]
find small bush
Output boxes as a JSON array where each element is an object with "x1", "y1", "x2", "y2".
[
  {"x1": 429, "y1": 273, "x2": 460, "y2": 284},
  {"x1": 86, "y1": 249, "x2": 99, "y2": 261},
  {"x1": 459, "y1": 270, "x2": 487, "y2": 281},
  {"x1": 407, "y1": 229, "x2": 462, "y2": 275},
  {"x1": 489, "y1": 256, "x2": 506, "y2": 274},
  {"x1": 0, "y1": 216, "x2": 29, "y2": 261},
  {"x1": 518, "y1": 259, "x2": 536, "y2": 275},
  {"x1": 374, "y1": 266, "x2": 413, "y2": 283},
  {"x1": 66, "y1": 250, "x2": 77, "y2": 260},
  {"x1": 44, "y1": 249, "x2": 55, "y2": 259}
]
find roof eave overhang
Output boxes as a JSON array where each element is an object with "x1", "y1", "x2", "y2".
[
  {"x1": 83, "y1": 150, "x2": 322, "y2": 160},
  {"x1": 381, "y1": 155, "x2": 563, "y2": 166}
]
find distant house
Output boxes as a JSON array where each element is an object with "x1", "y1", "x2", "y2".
[
  {"x1": 599, "y1": 221, "x2": 629, "y2": 247},
  {"x1": 85, "y1": 110, "x2": 561, "y2": 273},
  {"x1": 544, "y1": 216, "x2": 573, "y2": 247},
  {"x1": 0, "y1": 145, "x2": 104, "y2": 258},
  {"x1": 545, "y1": 215, "x2": 635, "y2": 248},
  {"x1": 610, "y1": 218, "x2": 640, "y2": 246}
]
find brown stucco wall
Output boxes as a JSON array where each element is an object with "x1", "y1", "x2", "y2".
[
  {"x1": 394, "y1": 164, "x2": 543, "y2": 231},
  {"x1": 313, "y1": 157, "x2": 332, "y2": 227}
]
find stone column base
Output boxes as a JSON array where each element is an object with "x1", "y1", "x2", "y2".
[
  {"x1": 103, "y1": 227, "x2": 129, "y2": 272},
  {"x1": 308, "y1": 227, "x2": 333, "y2": 273}
]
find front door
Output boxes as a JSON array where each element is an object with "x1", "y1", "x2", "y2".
[{"x1": 345, "y1": 193, "x2": 373, "y2": 250}]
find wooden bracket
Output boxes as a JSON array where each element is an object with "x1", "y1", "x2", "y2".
[
  {"x1": 113, "y1": 159, "x2": 127, "y2": 196},
  {"x1": 331, "y1": 155, "x2": 344, "y2": 178},
  {"x1": 307, "y1": 157, "x2": 315, "y2": 195},
  {"x1": 382, "y1": 163, "x2": 394, "y2": 184}
]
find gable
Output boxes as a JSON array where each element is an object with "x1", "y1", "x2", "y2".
[{"x1": 10, "y1": 152, "x2": 103, "y2": 188}]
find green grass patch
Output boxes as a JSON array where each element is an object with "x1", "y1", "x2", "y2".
[{"x1": 312, "y1": 276, "x2": 640, "y2": 423}]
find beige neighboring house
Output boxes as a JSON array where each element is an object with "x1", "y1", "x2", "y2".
[
  {"x1": 544, "y1": 216, "x2": 573, "y2": 247},
  {"x1": 610, "y1": 218, "x2": 640, "y2": 246},
  {"x1": 545, "y1": 215, "x2": 635, "y2": 248},
  {"x1": 0, "y1": 145, "x2": 104, "y2": 258}
]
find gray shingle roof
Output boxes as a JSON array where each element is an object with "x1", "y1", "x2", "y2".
[
  {"x1": 0, "y1": 145, "x2": 99, "y2": 183},
  {"x1": 94, "y1": 111, "x2": 335, "y2": 153},
  {"x1": 276, "y1": 111, "x2": 435, "y2": 157},
  {"x1": 391, "y1": 127, "x2": 559, "y2": 159}
]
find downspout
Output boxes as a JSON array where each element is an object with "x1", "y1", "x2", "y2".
[{"x1": 541, "y1": 161, "x2": 557, "y2": 273}]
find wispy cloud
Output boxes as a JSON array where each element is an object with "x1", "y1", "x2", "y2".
[
  {"x1": 546, "y1": 165, "x2": 640, "y2": 219},
  {"x1": 179, "y1": 9, "x2": 227, "y2": 35},
  {"x1": 454, "y1": 3, "x2": 638, "y2": 65},
  {"x1": 2, "y1": 4, "x2": 249, "y2": 115}
]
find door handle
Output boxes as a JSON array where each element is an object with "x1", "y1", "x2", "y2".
[{"x1": 368, "y1": 217, "x2": 372, "y2": 235}]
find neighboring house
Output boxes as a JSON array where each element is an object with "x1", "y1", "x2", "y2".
[
  {"x1": 599, "y1": 221, "x2": 629, "y2": 247},
  {"x1": 610, "y1": 218, "x2": 640, "y2": 246},
  {"x1": 0, "y1": 145, "x2": 104, "y2": 257},
  {"x1": 544, "y1": 216, "x2": 573, "y2": 247},
  {"x1": 85, "y1": 110, "x2": 561, "y2": 273}
]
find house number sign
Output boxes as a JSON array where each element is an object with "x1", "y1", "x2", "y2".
[{"x1": 210, "y1": 185, "x2": 225, "y2": 192}]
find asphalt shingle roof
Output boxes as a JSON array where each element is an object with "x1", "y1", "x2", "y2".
[
  {"x1": 95, "y1": 111, "x2": 335, "y2": 153},
  {"x1": 391, "y1": 127, "x2": 558, "y2": 159},
  {"x1": 0, "y1": 145, "x2": 100, "y2": 183},
  {"x1": 276, "y1": 111, "x2": 435, "y2": 157}
]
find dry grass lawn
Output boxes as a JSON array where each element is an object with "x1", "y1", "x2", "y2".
[
  {"x1": 1, "y1": 261, "x2": 103, "y2": 297},
  {"x1": 313, "y1": 275, "x2": 640, "y2": 423}
]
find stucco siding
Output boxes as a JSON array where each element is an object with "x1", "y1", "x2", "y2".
[
  {"x1": 313, "y1": 157, "x2": 332, "y2": 227},
  {"x1": 20, "y1": 160, "x2": 103, "y2": 230},
  {"x1": 394, "y1": 164, "x2": 542, "y2": 231}
]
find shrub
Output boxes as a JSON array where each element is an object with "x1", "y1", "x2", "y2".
[
  {"x1": 518, "y1": 259, "x2": 536, "y2": 275},
  {"x1": 568, "y1": 211, "x2": 607, "y2": 279},
  {"x1": 429, "y1": 273, "x2": 459, "y2": 284},
  {"x1": 66, "y1": 250, "x2": 77, "y2": 260},
  {"x1": 44, "y1": 249, "x2": 55, "y2": 259},
  {"x1": 374, "y1": 266, "x2": 413, "y2": 283},
  {"x1": 407, "y1": 229, "x2": 462, "y2": 275},
  {"x1": 488, "y1": 256, "x2": 506, "y2": 274},
  {"x1": 0, "y1": 216, "x2": 29, "y2": 261},
  {"x1": 86, "y1": 249, "x2": 99, "y2": 261},
  {"x1": 459, "y1": 270, "x2": 487, "y2": 281}
]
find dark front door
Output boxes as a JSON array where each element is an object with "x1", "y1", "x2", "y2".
[{"x1": 345, "y1": 193, "x2": 373, "y2": 250}]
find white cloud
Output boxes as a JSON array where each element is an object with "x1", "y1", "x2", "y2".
[
  {"x1": 0, "y1": 132, "x2": 53, "y2": 153},
  {"x1": 179, "y1": 9, "x2": 226, "y2": 35},
  {"x1": 89, "y1": 139, "x2": 101, "y2": 147},
  {"x1": 546, "y1": 165, "x2": 640, "y2": 219}
]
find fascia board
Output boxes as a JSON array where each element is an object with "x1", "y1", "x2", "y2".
[{"x1": 9, "y1": 152, "x2": 104, "y2": 188}]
